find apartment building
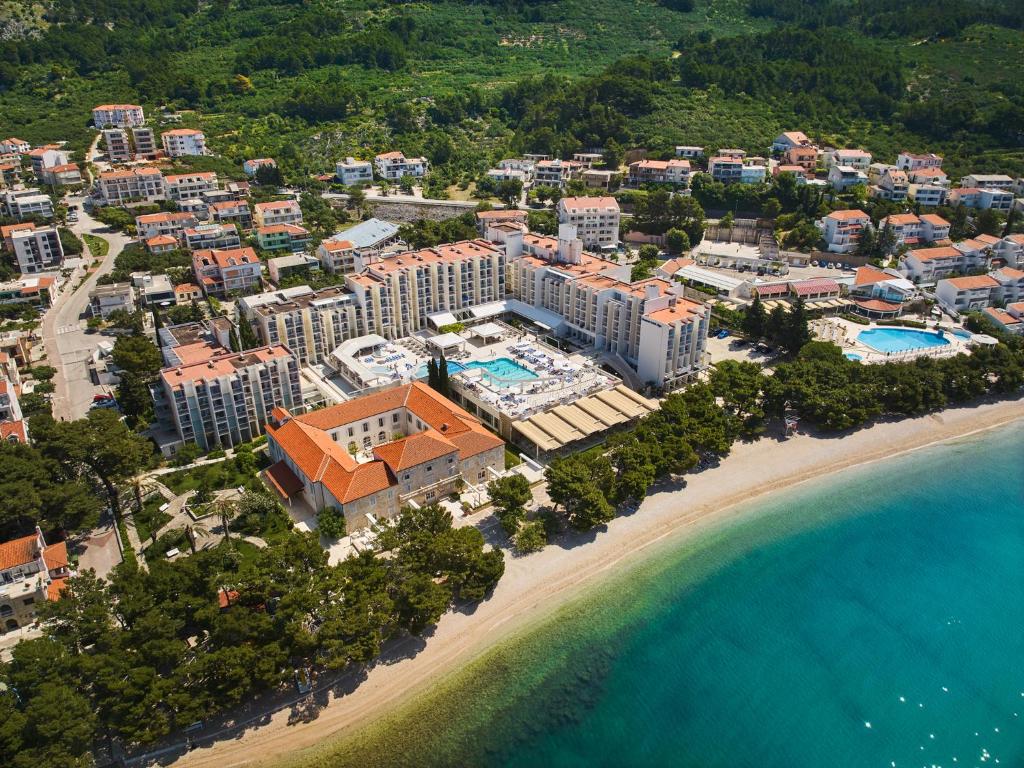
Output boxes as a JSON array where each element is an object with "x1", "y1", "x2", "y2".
[
  {"x1": 27, "y1": 146, "x2": 68, "y2": 178},
  {"x1": 771, "y1": 131, "x2": 812, "y2": 153},
  {"x1": 828, "y1": 164, "x2": 868, "y2": 191},
  {"x1": 870, "y1": 168, "x2": 909, "y2": 201},
  {"x1": 1, "y1": 189, "x2": 53, "y2": 219},
  {"x1": 256, "y1": 223, "x2": 310, "y2": 252},
  {"x1": 907, "y1": 167, "x2": 949, "y2": 187},
  {"x1": 184, "y1": 223, "x2": 241, "y2": 251},
  {"x1": 132, "y1": 127, "x2": 158, "y2": 159},
  {"x1": 265, "y1": 382, "x2": 504, "y2": 530},
  {"x1": 335, "y1": 157, "x2": 373, "y2": 186},
  {"x1": 949, "y1": 187, "x2": 1014, "y2": 211},
  {"x1": 154, "y1": 345, "x2": 302, "y2": 453},
  {"x1": 992, "y1": 234, "x2": 1024, "y2": 268},
  {"x1": 161, "y1": 128, "x2": 207, "y2": 157},
  {"x1": 708, "y1": 154, "x2": 743, "y2": 183},
  {"x1": 164, "y1": 171, "x2": 217, "y2": 202},
  {"x1": 935, "y1": 275, "x2": 1000, "y2": 311},
  {"x1": 557, "y1": 196, "x2": 620, "y2": 249},
  {"x1": 268, "y1": 254, "x2": 320, "y2": 284},
  {"x1": 242, "y1": 285, "x2": 362, "y2": 366},
  {"x1": 819, "y1": 210, "x2": 871, "y2": 254},
  {"x1": 254, "y1": 199, "x2": 303, "y2": 228},
  {"x1": 983, "y1": 304, "x2": 1024, "y2": 334},
  {"x1": 1, "y1": 222, "x2": 35, "y2": 250},
  {"x1": 317, "y1": 238, "x2": 358, "y2": 275},
  {"x1": 909, "y1": 184, "x2": 949, "y2": 207},
  {"x1": 10, "y1": 227, "x2": 63, "y2": 274},
  {"x1": 961, "y1": 174, "x2": 1015, "y2": 191},
  {"x1": 827, "y1": 148, "x2": 871, "y2": 170},
  {"x1": 209, "y1": 200, "x2": 253, "y2": 231},
  {"x1": 96, "y1": 167, "x2": 165, "y2": 205},
  {"x1": 192, "y1": 247, "x2": 263, "y2": 297},
  {"x1": 102, "y1": 129, "x2": 132, "y2": 162},
  {"x1": 627, "y1": 159, "x2": 691, "y2": 187},
  {"x1": 534, "y1": 159, "x2": 582, "y2": 188},
  {"x1": 900, "y1": 246, "x2": 977, "y2": 282},
  {"x1": 146, "y1": 235, "x2": 177, "y2": 254},
  {"x1": 0, "y1": 376, "x2": 22, "y2": 424},
  {"x1": 243, "y1": 158, "x2": 276, "y2": 177},
  {"x1": 92, "y1": 103, "x2": 145, "y2": 128},
  {"x1": 896, "y1": 152, "x2": 943, "y2": 171},
  {"x1": 374, "y1": 151, "x2": 428, "y2": 181},
  {"x1": 878, "y1": 213, "x2": 950, "y2": 247},
  {"x1": 41, "y1": 164, "x2": 82, "y2": 187},
  {"x1": 135, "y1": 211, "x2": 198, "y2": 240},
  {"x1": 783, "y1": 145, "x2": 818, "y2": 172},
  {"x1": 0, "y1": 528, "x2": 69, "y2": 633}
]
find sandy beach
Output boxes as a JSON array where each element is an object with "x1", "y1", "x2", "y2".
[{"x1": 171, "y1": 397, "x2": 1023, "y2": 768}]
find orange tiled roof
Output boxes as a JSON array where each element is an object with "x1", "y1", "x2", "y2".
[
  {"x1": 43, "y1": 541, "x2": 68, "y2": 570},
  {"x1": 854, "y1": 266, "x2": 892, "y2": 286},
  {"x1": 0, "y1": 533, "x2": 39, "y2": 569},
  {"x1": 826, "y1": 209, "x2": 869, "y2": 222},
  {"x1": 942, "y1": 275, "x2": 999, "y2": 290},
  {"x1": 908, "y1": 246, "x2": 961, "y2": 262},
  {"x1": 373, "y1": 429, "x2": 458, "y2": 471}
]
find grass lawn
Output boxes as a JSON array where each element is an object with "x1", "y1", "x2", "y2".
[
  {"x1": 133, "y1": 495, "x2": 171, "y2": 542},
  {"x1": 82, "y1": 234, "x2": 110, "y2": 260}
]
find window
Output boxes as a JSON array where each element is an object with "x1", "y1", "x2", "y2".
[
  {"x1": 22, "y1": 597, "x2": 34, "y2": 606},
  {"x1": 362, "y1": 423, "x2": 368, "y2": 433},
  {"x1": 378, "y1": 417, "x2": 384, "y2": 428},
  {"x1": 403, "y1": 473, "x2": 410, "y2": 481},
  {"x1": 392, "y1": 413, "x2": 400, "y2": 424},
  {"x1": 347, "y1": 427, "x2": 353, "y2": 437},
  {"x1": 425, "y1": 490, "x2": 435, "y2": 500},
  {"x1": 447, "y1": 456, "x2": 455, "y2": 464},
  {"x1": 426, "y1": 465, "x2": 432, "y2": 472}
]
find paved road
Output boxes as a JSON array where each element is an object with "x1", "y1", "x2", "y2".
[{"x1": 39, "y1": 195, "x2": 133, "y2": 421}]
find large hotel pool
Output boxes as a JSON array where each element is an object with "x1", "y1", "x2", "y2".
[
  {"x1": 416, "y1": 357, "x2": 539, "y2": 388},
  {"x1": 857, "y1": 327, "x2": 951, "y2": 354}
]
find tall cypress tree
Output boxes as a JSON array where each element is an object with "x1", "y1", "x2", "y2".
[
  {"x1": 427, "y1": 357, "x2": 438, "y2": 389},
  {"x1": 438, "y1": 353, "x2": 450, "y2": 397}
]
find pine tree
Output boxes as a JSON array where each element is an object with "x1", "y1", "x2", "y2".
[{"x1": 743, "y1": 295, "x2": 766, "y2": 339}]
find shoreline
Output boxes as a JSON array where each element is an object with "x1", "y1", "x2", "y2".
[{"x1": 173, "y1": 398, "x2": 1024, "y2": 768}]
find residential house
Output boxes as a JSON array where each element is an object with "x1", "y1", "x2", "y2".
[
  {"x1": 145, "y1": 235, "x2": 178, "y2": 254},
  {"x1": 41, "y1": 164, "x2": 82, "y2": 187},
  {"x1": 0, "y1": 138, "x2": 30, "y2": 155},
  {"x1": 557, "y1": 197, "x2": 620, "y2": 249},
  {"x1": 819, "y1": 210, "x2": 871, "y2": 253},
  {"x1": 373, "y1": 151, "x2": 428, "y2": 181},
  {"x1": 674, "y1": 146, "x2": 704, "y2": 159},
  {"x1": 827, "y1": 148, "x2": 871, "y2": 170},
  {"x1": 1, "y1": 222, "x2": 35, "y2": 250},
  {"x1": 572, "y1": 152, "x2": 604, "y2": 168},
  {"x1": 174, "y1": 283, "x2": 202, "y2": 305},
  {"x1": 164, "y1": 172, "x2": 217, "y2": 202},
  {"x1": 317, "y1": 239, "x2": 358, "y2": 275},
  {"x1": 27, "y1": 146, "x2": 69, "y2": 178},
  {"x1": 161, "y1": 129, "x2": 207, "y2": 157},
  {"x1": 88, "y1": 282, "x2": 136, "y2": 318},
  {"x1": 253, "y1": 199, "x2": 302, "y2": 228},
  {"x1": 1, "y1": 189, "x2": 53, "y2": 219},
  {"x1": 772, "y1": 131, "x2": 812, "y2": 153},
  {"x1": 0, "y1": 528, "x2": 70, "y2": 633},
  {"x1": 909, "y1": 183, "x2": 949, "y2": 207},
  {"x1": 243, "y1": 158, "x2": 277, "y2": 177},
  {"x1": 908, "y1": 167, "x2": 949, "y2": 187},
  {"x1": 134, "y1": 211, "x2": 198, "y2": 240},
  {"x1": 828, "y1": 164, "x2": 868, "y2": 191},
  {"x1": 534, "y1": 159, "x2": 582, "y2": 188},
  {"x1": 92, "y1": 104, "x2": 145, "y2": 128},
  {"x1": 783, "y1": 145, "x2": 818, "y2": 172},
  {"x1": 264, "y1": 382, "x2": 504, "y2": 530},
  {"x1": 961, "y1": 174, "x2": 1015, "y2": 191},
  {"x1": 896, "y1": 152, "x2": 942, "y2": 171},
  {"x1": 983, "y1": 303, "x2": 1024, "y2": 334},
  {"x1": 209, "y1": 200, "x2": 253, "y2": 231},
  {"x1": 192, "y1": 247, "x2": 262, "y2": 297},
  {"x1": 268, "y1": 253, "x2": 320, "y2": 284},
  {"x1": 992, "y1": 234, "x2": 1024, "y2": 268},
  {"x1": 184, "y1": 223, "x2": 241, "y2": 251},
  {"x1": 870, "y1": 168, "x2": 909, "y2": 201},
  {"x1": 133, "y1": 273, "x2": 176, "y2": 306},
  {"x1": 256, "y1": 223, "x2": 310, "y2": 252},
  {"x1": 627, "y1": 159, "x2": 691, "y2": 187},
  {"x1": 335, "y1": 157, "x2": 373, "y2": 186}
]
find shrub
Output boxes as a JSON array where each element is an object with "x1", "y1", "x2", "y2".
[{"x1": 317, "y1": 506, "x2": 347, "y2": 539}]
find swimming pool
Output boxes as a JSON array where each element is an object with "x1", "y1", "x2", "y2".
[
  {"x1": 844, "y1": 352, "x2": 863, "y2": 361},
  {"x1": 857, "y1": 327, "x2": 951, "y2": 354},
  {"x1": 415, "y1": 357, "x2": 538, "y2": 388}
]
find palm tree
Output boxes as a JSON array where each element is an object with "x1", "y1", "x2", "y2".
[
  {"x1": 213, "y1": 497, "x2": 238, "y2": 545},
  {"x1": 184, "y1": 521, "x2": 210, "y2": 555}
]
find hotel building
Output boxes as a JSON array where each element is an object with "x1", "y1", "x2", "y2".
[
  {"x1": 96, "y1": 167, "x2": 165, "y2": 205},
  {"x1": 556, "y1": 196, "x2": 620, "y2": 249},
  {"x1": 161, "y1": 128, "x2": 207, "y2": 157},
  {"x1": 264, "y1": 382, "x2": 504, "y2": 530}
]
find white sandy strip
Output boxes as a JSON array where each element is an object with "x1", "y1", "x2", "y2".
[{"x1": 173, "y1": 398, "x2": 1023, "y2": 768}]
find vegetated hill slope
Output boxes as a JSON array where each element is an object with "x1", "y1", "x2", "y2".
[{"x1": 0, "y1": 0, "x2": 1021, "y2": 179}]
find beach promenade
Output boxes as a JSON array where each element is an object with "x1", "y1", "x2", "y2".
[{"x1": 169, "y1": 397, "x2": 1023, "y2": 768}]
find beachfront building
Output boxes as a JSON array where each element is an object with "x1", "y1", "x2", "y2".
[
  {"x1": 264, "y1": 382, "x2": 504, "y2": 530},
  {"x1": 0, "y1": 528, "x2": 70, "y2": 633},
  {"x1": 164, "y1": 172, "x2": 217, "y2": 202},
  {"x1": 10, "y1": 226, "x2": 63, "y2": 274},
  {"x1": 92, "y1": 104, "x2": 145, "y2": 128},
  {"x1": 161, "y1": 129, "x2": 207, "y2": 157},
  {"x1": 192, "y1": 247, "x2": 262, "y2": 297},
  {"x1": 374, "y1": 152, "x2": 428, "y2": 181},
  {"x1": 818, "y1": 210, "x2": 871, "y2": 254},
  {"x1": 556, "y1": 196, "x2": 620, "y2": 249},
  {"x1": 254, "y1": 200, "x2": 303, "y2": 228},
  {"x1": 627, "y1": 159, "x2": 691, "y2": 187},
  {"x1": 96, "y1": 167, "x2": 165, "y2": 205},
  {"x1": 153, "y1": 345, "x2": 302, "y2": 454},
  {"x1": 335, "y1": 157, "x2": 374, "y2": 186}
]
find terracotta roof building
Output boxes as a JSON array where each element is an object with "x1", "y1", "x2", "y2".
[
  {"x1": 265, "y1": 382, "x2": 505, "y2": 531},
  {"x1": 0, "y1": 527, "x2": 70, "y2": 633}
]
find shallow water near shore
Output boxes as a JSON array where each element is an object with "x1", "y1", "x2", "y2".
[{"x1": 304, "y1": 423, "x2": 1024, "y2": 768}]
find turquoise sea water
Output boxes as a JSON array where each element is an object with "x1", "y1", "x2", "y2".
[{"x1": 350, "y1": 424, "x2": 1024, "y2": 768}]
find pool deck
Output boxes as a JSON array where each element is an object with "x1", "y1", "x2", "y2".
[{"x1": 813, "y1": 318, "x2": 972, "y2": 364}]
